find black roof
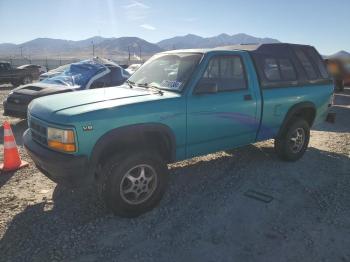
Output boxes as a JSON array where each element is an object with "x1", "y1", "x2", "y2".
[
  {"x1": 165, "y1": 43, "x2": 316, "y2": 55},
  {"x1": 215, "y1": 43, "x2": 315, "y2": 53}
]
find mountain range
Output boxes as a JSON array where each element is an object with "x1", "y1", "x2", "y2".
[
  {"x1": 157, "y1": 33, "x2": 279, "y2": 50},
  {"x1": 0, "y1": 33, "x2": 280, "y2": 59},
  {"x1": 326, "y1": 50, "x2": 350, "y2": 59},
  {"x1": 1, "y1": 33, "x2": 348, "y2": 60}
]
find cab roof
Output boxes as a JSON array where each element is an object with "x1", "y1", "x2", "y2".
[{"x1": 163, "y1": 43, "x2": 315, "y2": 54}]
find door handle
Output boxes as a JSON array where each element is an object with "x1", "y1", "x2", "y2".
[{"x1": 244, "y1": 94, "x2": 252, "y2": 101}]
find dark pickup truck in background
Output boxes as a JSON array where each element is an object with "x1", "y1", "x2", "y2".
[{"x1": 0, "y1": 61, "x2": 38, "y2": 87}]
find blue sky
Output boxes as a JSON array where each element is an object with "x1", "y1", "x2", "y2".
[{"x1": 0, "y1": 0, "x2": 349, "y2": 54}]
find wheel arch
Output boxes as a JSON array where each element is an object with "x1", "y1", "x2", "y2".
[
  {"x1": 90, "y1": 123, "x2": 177, "y2": 171},
  {"x1": 277, "y1": 102, "x2": 316, "y2": 137}
]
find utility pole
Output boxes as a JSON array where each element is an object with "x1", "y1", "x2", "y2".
[
  {"x1": 128, "y1": 45, "x2": 131, "y2": 63},
  {"x1": 20, "y1": 46, "x2": 23, "y2": 57},
  {"x1": 92, "y1": 41, "x2": 95, "y2": 57},
  {"x1": 139, "y1": 45, "x2": 142, "y2": 62}
]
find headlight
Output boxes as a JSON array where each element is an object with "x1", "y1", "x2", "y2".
[{"x1": 47, "y1": 127, "x2": 76, "y2": 152}]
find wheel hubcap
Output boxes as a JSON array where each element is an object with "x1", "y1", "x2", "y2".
[
  {"x1": 120, "y1": 164, "x2": 157, "y2": 205},
  {"x1": 289, "y1": 128, "x2": 305, "y2": 153},
  {"x1": 24, "y1": 77, "x2": 31, "y2": 84}
]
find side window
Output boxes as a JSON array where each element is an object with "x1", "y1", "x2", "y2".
[
  {"x1": 263, "y1": 58, "x2": 281, "y2": 81},
  {"x1": 200, "y1": 55, "x2": 247, "y2": 92},
  {"x1": 279, "y1": 59, "x2": 297, "y2": 80},
  {"x1": 110, "y1": 67, "x2": 123, "y2": 86},
  {"x1": 90, "y1": 73, "x2": 111, "y2": 89},
  {"x1": 294, "y1": 48, "x2": 318, "y2": 80},
  {"x1": 203, "y1": 57, "x2": 220, "y2": 78},
  {"x1": 305, "y1": 47, "x2": 330, "y2": 79}
]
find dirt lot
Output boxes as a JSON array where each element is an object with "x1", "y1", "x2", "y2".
[{"x1": 0, "y1": 85, "x2": 349, "y2": 262}]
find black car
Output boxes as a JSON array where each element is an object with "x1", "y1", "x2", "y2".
[
  {"x1": 0, "y1": 61, "x2": 39, "y2": 86},
  {"x1": 3, "y1": 58, "x2": 130, "y2": 118}
]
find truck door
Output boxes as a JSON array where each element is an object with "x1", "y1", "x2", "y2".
[{"x1": 186, "y1": 53, "x2": 259, "y2": 157}]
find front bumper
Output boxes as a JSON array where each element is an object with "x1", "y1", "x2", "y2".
[
  {"x1": 3, "y1": 100, "x2": 28, "y2": 118},
  {"x1": 23, "y1": 129, "x2": 93, "y2": 187}
]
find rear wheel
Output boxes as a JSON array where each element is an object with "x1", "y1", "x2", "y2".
[
  {"x1": 275, "y1": 118, "x2": 310, "y2": 161},
  {"x1": 11, "y1": 81, "x2": 20, "y2": 87},
  {"x1": 98, "y1": 150, "x2": 168, "y2": 217},
  {"x1": 22, "y1": 76, "x2": 32, "y2": 85}
]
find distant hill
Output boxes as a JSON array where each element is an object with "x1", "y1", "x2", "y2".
[
  {"x1": 0, "y1": 36, "x2": 162, "y2": 59},
  {"x1": 0, "y1": 33, "x2": 280, "y2": 59},
  {"x1": 327, "y1": 50, "x2": 350, "y2": 59},
  {"x1": 157, "y1": 33, "x2": 280, "y2": 50}
]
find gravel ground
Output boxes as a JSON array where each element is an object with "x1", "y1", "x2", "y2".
[{"x1": 0, "y1": 85, "x2": 349, "y2": 262}]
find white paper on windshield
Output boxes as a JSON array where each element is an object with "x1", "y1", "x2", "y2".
[{"x1": 160, "y1": 80, "x2": 182, "y2": 90}]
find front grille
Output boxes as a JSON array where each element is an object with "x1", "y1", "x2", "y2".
[{"x1": 29, "y1": 116, "x2": 48, "y2": 146}]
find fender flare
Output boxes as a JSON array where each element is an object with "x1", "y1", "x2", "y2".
[
  {"x1": 277, "y1": 101, "x2": 316, "y2": 137},
  {"x1": 90, "y1": 123, "x2": 177, "y2": 168}
]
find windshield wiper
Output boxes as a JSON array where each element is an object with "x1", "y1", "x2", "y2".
[
  {"x1": 126, "y1": 80, "x2": 135, "y2": 89},
  {"x1": 137, "y1": 83, "x2": 164, "y2": 95}
]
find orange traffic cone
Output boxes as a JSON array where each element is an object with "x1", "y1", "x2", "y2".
[{"x1": 0, "y1": 121, "x2": 28, "y2": 172}]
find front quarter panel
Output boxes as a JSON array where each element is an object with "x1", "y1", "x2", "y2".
[{"x1": 65, "y1": 94, "x2": 187, "y2": 161}]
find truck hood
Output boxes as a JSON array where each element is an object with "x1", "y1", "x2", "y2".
[
  {"x1": 29, "y1": 85, "x2": 161, "y2": 120},
  {"x1": 13, "y1": 82, "x2": 80, "y2": 97}
]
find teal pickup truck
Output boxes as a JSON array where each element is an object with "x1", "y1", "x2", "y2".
[{"x1": 23, "y1": 43, "x2": 334, "y2": 217}]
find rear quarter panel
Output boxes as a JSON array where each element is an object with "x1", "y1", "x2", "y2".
[{"x1": 258, "y1": 83, "x2": 334, "y2": 140}]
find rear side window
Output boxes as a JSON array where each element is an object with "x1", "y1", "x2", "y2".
[
  {"x1": 294, "y1": 48, "x2": 318, "y2": 80},
  {"x1": 201, "y1": 55, "x2": 247, "y2": 91},
  {"x1": 264, "y1": 58, "x2": 280, "y2": 81},
  {"x1": 305, "y1": 47, "x2": 330, "y2": 79},
  {"x1": 262, "y1": 57, "x2": 297, "y2": 82},
  {"x1": 279, "y1": 59, "x2": 297, "y2": 80}
]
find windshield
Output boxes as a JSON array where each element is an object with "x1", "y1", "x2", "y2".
[
  {"x1": 129, "y1": 53, "x2": 202, "y2": 91},
  {"x1": 42, "y1": 60, "x2": 106, "y2": 87}
]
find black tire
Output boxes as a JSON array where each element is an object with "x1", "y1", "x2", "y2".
[
  {"x1": 11, "y1": 81, "x2": 20, "y2": 87},
  {"x1": 274, "y1": 118, "x2": 310, "y2": 161},
  {"x1": 98, "y1": 150, "x2": 168, "y2": 217}
]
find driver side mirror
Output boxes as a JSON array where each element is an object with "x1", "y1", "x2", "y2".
[{"x1": 194, "y1": 81, "x2": 218, "y2": 95}]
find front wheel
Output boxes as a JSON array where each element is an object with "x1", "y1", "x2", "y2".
[
  {"x1": 98, "y1": 151, "x2": 168, "y2": 217},
  {"x1": 274, "y1": 118, "x2": 310, "y2": 161}
]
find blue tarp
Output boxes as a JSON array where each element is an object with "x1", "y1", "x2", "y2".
[{"x1": 42, "y1": 59, "x2": 107, "y2": 88}]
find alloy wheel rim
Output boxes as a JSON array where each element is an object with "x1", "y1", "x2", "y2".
[
  {"x1": 120, "y1": 164, "x2": 157, "y2": 205},
  {"x1": 289, "y1": 127, "x2": 305, "y2": 153},
  {"x1": 24, "y1": 77, "x2": 31, "y2": 84}
]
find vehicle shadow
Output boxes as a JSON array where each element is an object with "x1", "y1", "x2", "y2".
[
  {"x1": 1, "y1": 145, "x2": 349, "y2": 261},
  {"x1": 333, "y1": 87, "x2": 350, "y2": 107},
  {"x1": 0, "y1": 171, "x2": 16, "y2": 188},
  {"x1": 0, "y1": 119, "x2": 28, "y2": 146},
  {"x1": 312, "y1": 88, "x2": 350, "y2": 132}
]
